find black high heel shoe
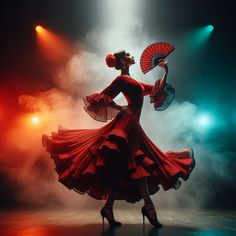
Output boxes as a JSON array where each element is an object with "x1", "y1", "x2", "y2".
[
  {"x1": 141, "y1": 202, "x2": 163, "y2": 227},
  {"x1": 100, "y1": 206, "x2": 122, "y2": 227}
]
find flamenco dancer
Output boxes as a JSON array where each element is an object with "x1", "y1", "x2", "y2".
[{"x1": 42, "y1": 42, "x2": 195, "y2": 228}]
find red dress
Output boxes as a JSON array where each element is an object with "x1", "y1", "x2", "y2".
[{"x1": 42, "y1": 75, "x2": 195, "y2": 203}]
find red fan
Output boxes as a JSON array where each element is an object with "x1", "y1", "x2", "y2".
[{"x1": 140, "y1": 42, "x2": 175, "y2": 74}]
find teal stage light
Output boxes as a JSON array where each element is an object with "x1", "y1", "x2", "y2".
[
  {"x1": 195, "y1": 25, "x2": 214, "y2": 43},
  {"x1": 206, "y1": 25, "x2": 214, "y2": 32},
  {"x1": 196, "y1": 113, "x2": 213, "y2": 129},
  {"x1": 198, "y1": 116, "x2": 211, "y2": 127},
  {"x1": 183, "y1": 24, "x2": 214, "y2": 53}
]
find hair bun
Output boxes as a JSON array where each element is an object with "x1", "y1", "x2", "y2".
[{"x1": 106, "y1": 54, "x2": 116, "y2": 68}]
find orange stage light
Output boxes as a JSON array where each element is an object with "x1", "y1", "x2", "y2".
[
  {"x1": 35, "y1": 25, "x2": 43, "y2": 33},
  {"x1": 35, "y1": 25, "x2": 72, "y2": 65},
  {"x1": 32, "y1": 116, "x2": 40, "y2": 124}
]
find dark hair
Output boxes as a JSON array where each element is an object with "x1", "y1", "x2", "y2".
[{"x1": 114, "y1": 50, "x2": 126, "y2": 70}]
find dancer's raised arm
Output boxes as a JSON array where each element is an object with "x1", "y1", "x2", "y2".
[
  {"x1": 140, "y1": 60, "x2": 175, "y2": 111},
  {"x1": 158, "y1": 60, "x2": 168, "y2": 91}
]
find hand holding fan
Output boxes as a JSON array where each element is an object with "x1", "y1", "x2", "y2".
[
  {"x1": 140, "y1": 42, "x2": 175, "y2": 74},
  {"x1": 140, "y1": 42, "x2": 175, "y2": 111}
]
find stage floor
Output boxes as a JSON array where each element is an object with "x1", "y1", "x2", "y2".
[{"x1": 0, "y1": 208, "x2": 235, "y2": 236}]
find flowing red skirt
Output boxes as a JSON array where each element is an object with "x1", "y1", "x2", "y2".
[{"x1": 42, "y1": 112, "x2": 195, "y2": 203}]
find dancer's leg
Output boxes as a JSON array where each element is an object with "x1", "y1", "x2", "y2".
[
  {"x1": 101, "y1": 189, "x2": 120, "y2": 223},
  {"x1": 135, "y1": 177, "x2": 158, "y2": 221},
  {"x1": 135, "y1": 177, "x2": 152, "y2": 204},
  {"x1": 104, "y1": 190, "x2": 117, "y2": 207}
]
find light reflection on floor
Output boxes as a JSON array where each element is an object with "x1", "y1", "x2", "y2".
[{"x1": 0, "y1": 209, "x2": 235, "y2": 236}]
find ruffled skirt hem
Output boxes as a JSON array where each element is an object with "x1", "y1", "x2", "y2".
[{"x1": 42, "y1": 112, "x2": 195, "y2": 203}]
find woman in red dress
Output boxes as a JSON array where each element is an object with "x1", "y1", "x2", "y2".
[{"x1": 42, "y1": 50, "x2": 195, "y2": 227}]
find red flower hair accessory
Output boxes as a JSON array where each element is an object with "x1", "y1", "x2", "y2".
[{"x1": 106, "y1": 54, "x2": 116, "y2": 68}]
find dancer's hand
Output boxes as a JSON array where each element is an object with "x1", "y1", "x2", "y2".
[
  {"x1": 158, "y1": 59, "x2": 168, "y2": 71},
  {"x1": 120, "y1": 106, "x2": 132, "y2": 115}
]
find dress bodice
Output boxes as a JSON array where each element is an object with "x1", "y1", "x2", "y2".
[
  {"x1": 120, "y1": 76, "x2": 144, "y2": 106},
  {"x1": 100, "y1": 75, "x2": 151, "y2": 120},
  {"x1": 118, "y1": 76, "x2": 145, "y2": 119}
]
